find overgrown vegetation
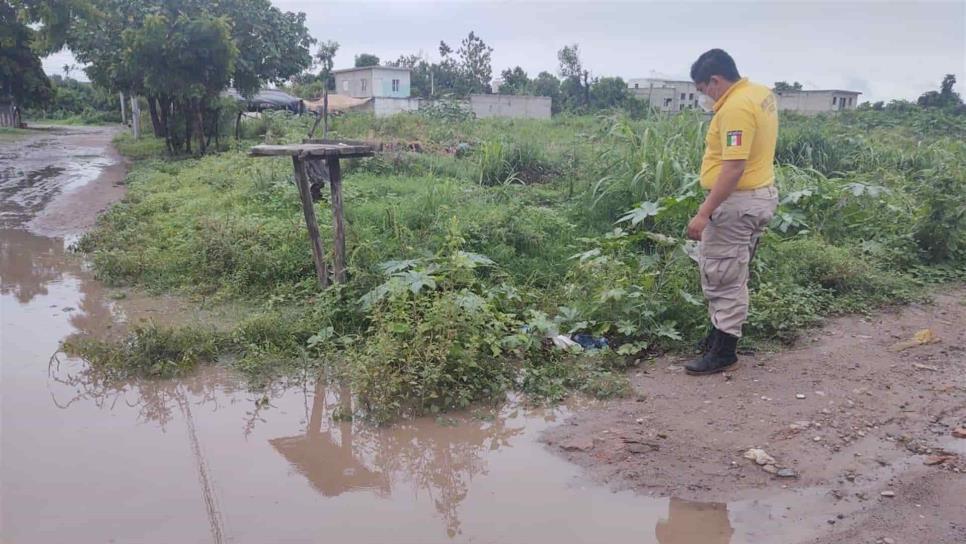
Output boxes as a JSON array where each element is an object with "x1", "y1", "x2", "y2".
[
  {"x1": 24, "y1": 74, "x2": 120, "y2": 124},
  {"x1": 75, "y1": 105, "x2": 965, "y2": 422}
]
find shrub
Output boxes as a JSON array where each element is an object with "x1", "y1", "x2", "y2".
[
  {"x1": 346, "y1": 227, "x2": 520, "y2": 422},
  {"x1": 63, "y1": 323, "x2": 227, "y2": 379}
]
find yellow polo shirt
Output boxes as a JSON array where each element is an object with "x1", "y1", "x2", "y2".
[{"x1": 699, "y1": 78, "x2": 778, "y2": 190}]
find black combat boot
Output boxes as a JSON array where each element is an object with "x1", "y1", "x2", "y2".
[
  {"x1": 685, "y1": 329, "x2": 739, "y2": 375},
  {"x1": 694, "y1": 324, "x2": 718, "y2": 353}
]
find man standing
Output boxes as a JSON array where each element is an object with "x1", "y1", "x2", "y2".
[{"x1": 685, "y1": 49, "x2": 779, "y2": 376}]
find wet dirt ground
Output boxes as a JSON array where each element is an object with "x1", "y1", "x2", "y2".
[
  {"x1": 2, "y1": 126, "x2": 963, "y2": 544},
  {"x1": 544, "y1": 295, "x2": 966, "y2": 544}
]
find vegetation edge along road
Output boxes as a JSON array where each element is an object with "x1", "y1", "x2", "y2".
[{"x1": 65, "y1": 106, "x2": 966, "y2": 423}]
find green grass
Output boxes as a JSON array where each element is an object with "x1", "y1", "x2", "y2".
[
  {"x1": 72, "y1": 107, "x2": 966, "y2": 422},
  {"x1": 0, "y1": 127, "x2": 31, "y2": 141}
]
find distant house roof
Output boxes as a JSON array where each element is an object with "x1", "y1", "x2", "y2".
[
  {"x1": 332, "y1": 65, "x2": 411, "y2": 75},
  {"x1": 775, "y1": 89, "x2": 862, "y2": 95}
]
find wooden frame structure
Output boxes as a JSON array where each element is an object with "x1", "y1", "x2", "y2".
[{"x1": 249, "y1": 142, "x2": 373, "y2": 287}]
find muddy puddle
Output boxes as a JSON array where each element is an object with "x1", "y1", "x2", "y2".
[{"x1": 2, "y1": 126, "x2": 838, "y2": 544}]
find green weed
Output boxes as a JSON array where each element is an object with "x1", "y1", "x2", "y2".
[{"x1": 72, "y1": 106, "x2": 966, "y2": 422}]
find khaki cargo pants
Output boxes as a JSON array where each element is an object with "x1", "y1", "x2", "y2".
[{"x1": 699, "y1": 186, "x2": 779, "y2": 337}]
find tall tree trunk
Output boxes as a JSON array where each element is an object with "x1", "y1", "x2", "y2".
[
  {"x1": 211, "y1": 108, "x2": 220, "y2": 150},
  {"x1": 195, "y1": 99, "x2": 206, "y2": 155},
  {"x1": 183, "y1": 101, "x2": 192, "y2": 154},
  {"x1": 158, "y1": 95, "x2": 173, "y2": 154},
  {"x1": 148, "y1": 96, "x2": 163, "y2": 137},
  {"x1": 119, "y1": 92, "x2": 127, "y2": 125}
]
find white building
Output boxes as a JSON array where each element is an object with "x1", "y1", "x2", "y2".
[
  {"x1": 774, "y1": 89, "x2": 861, "y2": 115},
  {"x1": 333, "y1": 66, "x2": 412, "y2": 99},
  {"x1": 331, "y1": 66, "x2": 420, "y2": 116},
  {"x1": 627, "y1": 78, "x2": 701, "y2": 113},
  {"x1": 329, "y1": 66, "x2": 553, "y2": 119},
  {"x1": 626, "y1": 77, "x2": 861, "y2": 116}
]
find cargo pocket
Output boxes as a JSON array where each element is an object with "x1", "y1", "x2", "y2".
[{"x1": 700, "y1": 244, "x2": 743, "y2": 289}]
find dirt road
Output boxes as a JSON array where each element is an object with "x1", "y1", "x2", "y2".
[
  {"x1": 2, "y1": 126, "x2": 963, "y2": 544},
  {"x1": 545, "y1": 292, "x2": 966, "y2": 543}
]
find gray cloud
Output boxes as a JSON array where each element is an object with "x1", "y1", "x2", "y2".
[{"x1": 45, "y1": 0, "x2": 965, "y2": 103}]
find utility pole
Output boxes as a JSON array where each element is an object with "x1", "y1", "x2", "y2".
[{"x1": 177, "y1": 388, "x2": 226, "y2": 544}]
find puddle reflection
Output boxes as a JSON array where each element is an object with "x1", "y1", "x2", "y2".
[
  {"x1": 656, "y1": 498, "x2": 734, "y2": 543},
  {"x1": 267, "y1": 378, "x2": 535, "y2": 537},
  {"x1": 0, "y1": 228, "x2": 69, "y2": 303},
  {"x1": 3, "y1": 131, "x2": 777, "y2": 543}
]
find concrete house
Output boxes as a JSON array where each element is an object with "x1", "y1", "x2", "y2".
[
  {"x1": 627, "y1": 78, "x2": 702, "y2": 113},
  {"x1": 332, "y1": 66, "x2": 419, "y2": 117},
  {"x1": 333, "y1": 66, "x2": 412, "y2": 99},
  {"x1": 330, "y1": 66, "x2": 552, "y2": 119},
  {"x1": 774, "y1": 89, "x2": 861, "y2": 115}
]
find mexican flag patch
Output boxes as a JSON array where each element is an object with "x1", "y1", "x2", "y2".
[{"x1": 726, "y1": 130, "x2": 742, "y2": 146}]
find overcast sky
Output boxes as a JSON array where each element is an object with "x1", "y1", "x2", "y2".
[{"x1": 44, "y1": 0, "x2": 965, "y2": 103}]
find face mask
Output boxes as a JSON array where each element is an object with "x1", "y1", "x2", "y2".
[{"x1": 697, "y1": 93, "x2": 715, "y2": 113}]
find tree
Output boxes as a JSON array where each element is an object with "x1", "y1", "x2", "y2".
[
  {"x1": 391, "y1": 32, "x2": 492, "y2": 98},
  {"x1": 315, "y1": 41, "x2": 339, "y2": 86},
  {"x1": 773, "y1": 81, "x2": 803, "y2": 91},
  {"x1": 227, "y1": 3, "x2": 315, "y2": 96},
  {"x1": 531, "y1": 71, "x2": 561, "y2": 113},
  {"x1": 126, "y1": 12, "x2": 238, "y2": 153},
  {"x1": 66, "y1": 0, "x2": 314, "y2": 149},
  {"x1": 456, "y1": 31, "x2": 493, "y2": 94},
  {"x1": 940, "y1": 74, "x2": 959, "y2": 100},
  {"x1": 557, "y1": 44, "x2": 590, "y2": 109},
  {"x1": 438, "y1": 41, "x2": 452, "y2": 58},
  {"x1": 499, "y1": 66, "x2": 530, "y2": 95},
  {"x1": 314, "y1": 40, "x2": 339, "y2": 137},
  {"x1": 354, "y1": 53, "x2": 380, "y2": 67},
  {"x1": 31, "y1": 74, "x2": 119, "y2": 120},
  {"x1": 0, "y1": 0, "x2": 53, "y2": 125},
  {"x1": 389, "y1": 53, "x2": 432, "y2": 98},
  {"x1": 918, "y1": 74, "x2": 962, "y2": 109},
  {"x1": 0, "y1": 0, "x2": 81, "y2": 125},
  {"x1": 557, "y1": 44, "x2": 582, "y2": 79},
  {"x1": 590, "y1": 76, "x2": 629, "y2": 110},
  {"x1": 433, "y1": 40, "x2": 462, "y2": 96}
]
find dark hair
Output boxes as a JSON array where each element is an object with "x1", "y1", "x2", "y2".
[{"x1": 690, "y1": 49, "x2": 741, "y2": 84}]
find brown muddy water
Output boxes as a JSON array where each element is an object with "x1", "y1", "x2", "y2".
[{"x1": 2, "y1": 127, "x2": 820, "y2": 543}]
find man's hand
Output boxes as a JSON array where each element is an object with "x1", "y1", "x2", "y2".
[
  {"x1": 687, "y1": 213, "x2": 709, "y2": 240},
  {"x1": 690, "y1": 159, "x2": 746, "y2": 241}
]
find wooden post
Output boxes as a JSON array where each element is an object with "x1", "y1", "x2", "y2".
[
  {"x1": 250, "y1": 143, "x2": 372, "y2": 287},
  {"x1": 307, "y1": 112, "x2": 322, "y2": 139},
  {"x1": 322, "y1": 89, "x2": 329, "y2": 139},
  {"x1": 326, "y1": 157, "x2": 346, "y2": 283},
  {"x1": 293, "y1": 155, "x2": 329, "y2": 287},
  {"x1": 119, "y1": 92, "x2": 127, "y2": 125}
]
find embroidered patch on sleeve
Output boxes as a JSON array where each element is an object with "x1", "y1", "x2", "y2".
[{"x1": 726, "y1": 130, "x2": 743, "y2": 147}]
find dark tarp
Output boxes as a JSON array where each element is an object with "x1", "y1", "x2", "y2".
[{"x1": 223, "y1": 88, "x2": 304, "y2": 113}]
